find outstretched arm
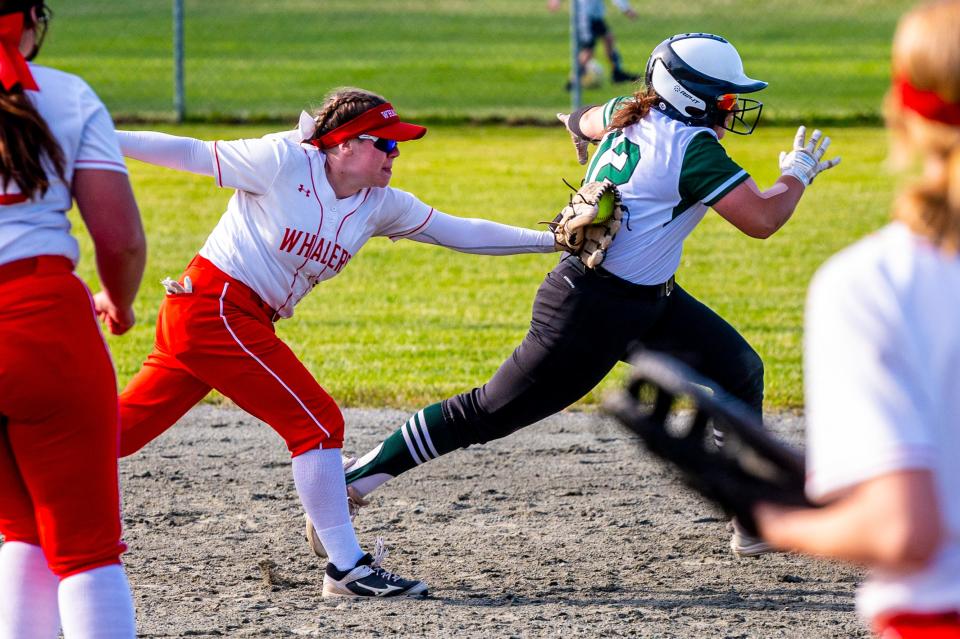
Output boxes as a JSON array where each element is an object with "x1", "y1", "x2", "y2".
[
  {"x1": 115, "y1": 130, "x2": 215, "y2": 177},
  {"x1": 572, "y1": 106, "x2": 608, "y2": 140},
  {"x1": 396, "y1": 210, "x2": 556, "y2": 255},
  {"x1": 713, "y1": 126, "x2": 841, "y2": 239},
  {"x1": 558, "y1": 106, "x2": 609, "y2": 165}
]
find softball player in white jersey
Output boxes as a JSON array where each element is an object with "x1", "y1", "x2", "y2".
[
  {"x1": 0, "y1": 1, "x2": 146, "y2": 636},
  {"x1": 330, "y1": 33, "x2": 840, "y2": 564},
  {"x1": 115, "y1": 88, "x2": 557, "y2": 598},
  {"x1": 755, "y1": 2, "x2": 960, "y2": 636}
]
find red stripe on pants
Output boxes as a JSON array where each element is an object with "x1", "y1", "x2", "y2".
[
  {"x1": 0, "y1": 258, "x2": 126, "y2": 578},
  {"x1": 119, "y1": 256, "x2": 344, "y2": 458}
]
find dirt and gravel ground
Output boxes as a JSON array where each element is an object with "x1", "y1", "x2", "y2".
[{"x1": 115, "y1": 405, "x2": 867, "y2": 638}]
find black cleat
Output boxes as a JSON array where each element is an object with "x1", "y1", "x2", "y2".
[
  {"x1": 321, "y1": 539, "x2": 428, "y2": 598},
  {"x1": 611, "y1": 68, "x2": 641, "y2": 84}
]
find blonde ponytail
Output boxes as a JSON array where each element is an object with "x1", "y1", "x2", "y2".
[{"x1": 887, "y1": 0, "x2": 960, "y2": 252}]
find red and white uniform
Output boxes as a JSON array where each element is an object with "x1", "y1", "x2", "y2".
[
  {"x1": 0, "y1": 64, "x2": 128, "y2": 577},
  {"x1": 805, "y1": 222, "x2": 960, "y2": 630},
  {"x1": 0, "y1": 65, "x2": 126, "y2": 264},
  {"x1": 117, "y1": 130, "x2": 554, "y2": 457},
  {"x1": 202, "y1": 135, "x2": 552, "y2": 318}
]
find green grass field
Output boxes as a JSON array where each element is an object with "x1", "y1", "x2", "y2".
[
  {"x1": 49, "y1": 1, "x2": 911, "y2": 410},
  {"x1": 44, "y1": 0, "x2": 914, "y2": 123},
  {"x1": 71, "y1": 124, "x2": 897, "y2": 410}
]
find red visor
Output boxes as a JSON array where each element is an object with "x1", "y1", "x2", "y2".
[
  {"x1": 895, "y1": 75, "x2": 960, "y2": 127},
  {"x1": 0, "y1": 13, "x2": 37, "y2": 92},
  {"x1": 314, "y1": 102, "x2": 427, "y2": 149}
]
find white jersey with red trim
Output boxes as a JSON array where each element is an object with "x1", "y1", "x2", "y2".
[
  {"x1": 0, "y1": 64, "x2": 127, "y2": 267},
  {"x1": 201, "y1": 136, "x2": 435, "y2": 319},
  {"x1": 804, "y1": 222, "x2": 960, "y2": 622}
]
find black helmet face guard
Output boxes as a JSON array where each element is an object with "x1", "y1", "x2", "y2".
[{"x1": 719, "y1": 96, "x2": 763, "y2": 135}]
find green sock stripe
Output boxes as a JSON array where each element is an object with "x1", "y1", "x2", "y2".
[
  {"x1": 419, "y1": 402, "x2": 460, "y2": 456},
  {"x1": 400, "y1": 415, "x2": 427, "y2": 464},
  {"x1": 413, "y1": 409, "x2": 440, "y2": 458},
  {"x1": 344, "y1": 402, "x2": 452, "y2": 486}
]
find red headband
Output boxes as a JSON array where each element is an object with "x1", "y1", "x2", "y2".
[
  {"x1": 895, "y1": 75, "x2": 960, "y2": 126},
  {"x1": 0, "y1": 13, "x2": 37, "y2": 92},
  {"x1": 313, "y1": 102, "x2": 426, "y2": 149}
]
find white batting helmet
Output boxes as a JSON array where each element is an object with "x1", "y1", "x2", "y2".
[{"x1": 645, "y1": 33, "x2": 767, "y2": 134}]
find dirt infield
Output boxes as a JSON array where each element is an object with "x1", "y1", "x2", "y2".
[{"x1": 116, "y1": 406, "x2": 867, "y2": 638}]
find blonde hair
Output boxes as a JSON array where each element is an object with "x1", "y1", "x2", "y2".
[
  {"x1": 310, "y1": 87, "x2": 387, "y2": 142},
  {"x1": 885, "y1": 0, "x2": 960, "y2": 252}
]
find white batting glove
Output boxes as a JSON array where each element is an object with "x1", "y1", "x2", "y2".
[
  {"x1": 557, "y1": 112, "x2": 591, "y2": 166},
  {"x1": 778, "y1": 126, "x2": 841, "y2": 187},
  {"x1": 161, "y1": 275, "x2": 193, "y2": 295}
]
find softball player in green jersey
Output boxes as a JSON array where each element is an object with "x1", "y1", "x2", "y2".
[{"x1": 310, "y1": 33, "x2": 841, "y2": 561}]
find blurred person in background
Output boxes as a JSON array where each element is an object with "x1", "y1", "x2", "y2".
[
  {"x1": 549, "y1": 0, "x2": 642, "y2": 89},
  {"x1": 755, "y1": 1, "x2": 960, "y2": 637},
  {"x1": 113, "y1": 88, "x2": 559, "y2": 598},
  {"x1": 0, "y1": 1, "x2": 146, "y2": 636}
]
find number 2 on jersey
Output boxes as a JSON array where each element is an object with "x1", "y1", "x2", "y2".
[{"x1": 584, "y1": 132, "x2": 641, "y2": 186}]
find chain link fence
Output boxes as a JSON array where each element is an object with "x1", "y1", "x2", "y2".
[{"x1": 41, "y1": 0, "x2": 915, "y2": 124}]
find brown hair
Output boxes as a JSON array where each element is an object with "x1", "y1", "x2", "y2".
[
  {"x1": 310, "y1": 87, "x2": 387, "y2": 142},
  {"x1": 608, "y1": 87, "x2": 661, "y2": 132},
  {"x1": 0, "y1": 1, "x2": 65, "y2": 201},
  {"x1": 885, "y1": 0, "x2": 960, "y2": 252}
]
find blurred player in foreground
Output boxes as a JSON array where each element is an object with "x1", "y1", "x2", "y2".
[
  {"x1": 0, "y1": 1, "x2": 146, "y2": 636},
  {"x1": 755, "y1": 1, "x2": 960, "y2": 636},
  {"x1": 321, "y1": 33, "x2": 839, "y2": 560},
  {"x1": 114, "y1": 88, "x2": 561, "y2": 598}
]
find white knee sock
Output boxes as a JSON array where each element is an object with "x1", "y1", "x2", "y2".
[
  {"x1": 0, "y1": 541, "x2": 60, "y2": 639},
  {"x1": 58, "y1": 564, "x2": 136, "y2": 639},
  {"x1": 292, "y1": 448, "x2": 365, "y2": 571}
]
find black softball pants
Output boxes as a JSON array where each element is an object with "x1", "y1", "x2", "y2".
[{"x1": 442, "y1": 256, "x2": 764, "y2": 447}]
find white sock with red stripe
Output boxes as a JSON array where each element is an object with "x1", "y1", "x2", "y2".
[
  {"x1": 292, "y1": 448, "x2": 365, "y2": 572},
  {"x1": 0, "y1": 541, "x2": 61, "y2": 639},
  {"x1": 58, "y1": 564, "x2": 136, "y2": 638}
]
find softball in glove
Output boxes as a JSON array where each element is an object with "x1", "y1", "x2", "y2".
[{"x1": 547, "y1": 179, "x2": 623, "y2": 268}]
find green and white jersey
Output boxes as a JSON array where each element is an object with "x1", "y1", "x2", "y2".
[{"x1": 583, "y1": 97, "x2": 749, "y2": 284}]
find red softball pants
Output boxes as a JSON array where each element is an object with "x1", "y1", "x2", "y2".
[
  {"x1": 118, "y1": 255, "x2": 344, "y2": 458},
  {"x1": 0, "y1": 256, "x2": 126, "y2": 578},
  {"x1": 875, "y1": 612, "x2": 960, "y2": 638}
]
